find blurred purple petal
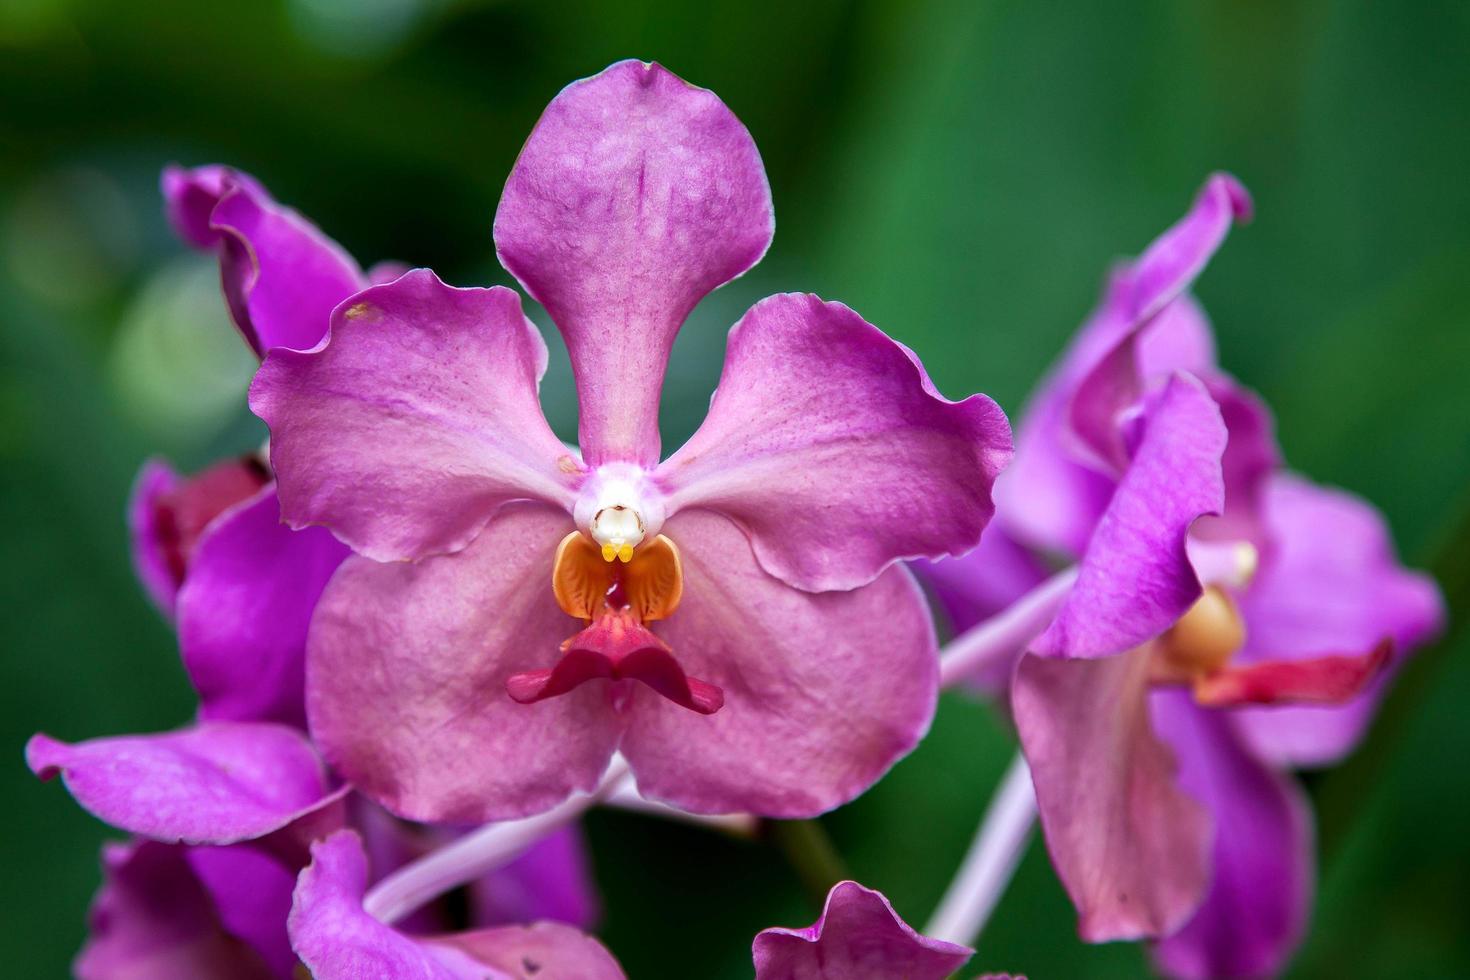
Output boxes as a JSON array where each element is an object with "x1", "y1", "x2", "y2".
[
  {"x1": 186, "y1": 845, "x2": 298, "y2": 977},
  {"x1": 128, "y1": 458, "x2": 184, "y2": 617},
  {"x1": 752, "y1": 880, "x2": 972, "y2": 980},
  {"x1": 1150, "y1": 691, "x2": 1313, "y2": 980},
  {"x1": 1033, "y1": 374, "x2": 1225, "y2": 659},
  {"x1": 252, "y1": 270, "x2": 579, "y2": 564},
  {"x1": 469, "y1": 825, "x2": 600, "y2": 930},
  {"x1": 494, "y1": 60, "x2": 773, "y2": 467},
  {"x1": 1233, "y1": 475, "x2": 1445, "y2": 767},
  {"x1": 661, "y1": 293, "x2": 1011, "y2": 592},
  {"x1": 1014, "y1": 650, "x2": 1211, "y2": 941}
]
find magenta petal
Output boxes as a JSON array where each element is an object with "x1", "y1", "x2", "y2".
[
  {"x1": 27, "y1": 722, "x2": 330, "y2": 845},
  {"x1": 1033, "y1": 373, "x2": 1226, "y2": 659},
  {"x1": 160, "y1": 164, "x2": 266, "y2": 250},
  {"x1": 621, "y1": 509, "x2": 938, "y2": 817},
  {"x1": 494, "y1": 60, "x2": 774, "y2": 467},
  {"x1": 186, "y1": 845, "x2": 298, "y2": 977},
  {"x1": 252, "y1": 270, "x2": 579, "y2": 564},
  {"x1": 177, "y1": 485, "x2": 349, "y2": 727},
  {"x1": 128, "y1": 458, "x2": 183, "y2": 617},
  {"x1": 306, "y1": 504, "x2": 620, "y2": 822},
  {"x1": 1233, "y1": 474, "x2": 1445, "y2": 767},
  {"x1": 661, "y1": 293, "x2": 1012, "y2": 592},
  {"x1": 1014, "y1": 650, "x2": 1211, "y2": 941},
  {"x1": 1150, "y1": 692, "x2": 1314, "y2": 980},
  {"x1": 290, "y1": 831, "x2": 625, "y2": 980},
  {"x1": 752, "y1": 880, "x2": 972, "y2": 980},
  {"x1": 470, "y1": 825, "x2": 600, "y2": 930},
  {"x1": 76, "y1": 840, "x2": 277, "y2": 980},
  {"x1": 1192, "y1": 375, "x2": 1281, "y2": 549}
]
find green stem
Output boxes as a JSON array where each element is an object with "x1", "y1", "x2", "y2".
[{"x1": 768, "y1": 818, "x2": 849, "y2": 907}]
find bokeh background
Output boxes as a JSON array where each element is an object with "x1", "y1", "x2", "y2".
[{"x1": 4, "y1": 1, "x2": 1468, "y2": 976}]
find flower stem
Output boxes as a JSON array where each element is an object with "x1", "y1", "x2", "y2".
[
  {"x1": 938, "y1": 568, "x2": 1078, "y2": 688},
  {"x1": 923, "y1": 752, "x2": 1036, "y2": 947},
  {"x1": 768, "y1": 818, "x2": 849, "y2": 907},
  {"x1": 363, "y1": 758, "x2": 629, "y2": 925}
]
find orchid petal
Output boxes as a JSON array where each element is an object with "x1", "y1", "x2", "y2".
[
  {"x1": 1033, "y1": 373, "x2": 1226, "y2": 659},
  {"x1": 306, "y1": 504, "x2": 620, "y2": 823},
  {"x1": 1233, "y1": 475, "x2": 1445, "y2": 767},
  {"x1": 620, "y1": 509, "x2": 938, "y2": 817},
  {"x1": 162, "y1": 164, "x2": 365, "y2": 357},
  {"x1": 1150, "y1": 691, "x2": 1313, "y2": 980},
  {"x1": 660, "y1": 293, "x2": 1011, "y2": 592},
  {"x1": 185, "y1": 845, "x2": 299, "y2": 977},
  {"x1": 252, "y1": 270, "x2": 580, "y2": 564},
  {"x1": 1013, "y1": 650, "x2": 1211, "y2": 941},
  {"x1": 128, "y1": 459, "x2": 184, "y2": 617},
  {"x1": 752, "y1": 880, "x2": 973, "y2": 980},
  {"x1": 178, "y1": 485, "x2": 349, "y2": 727},
  {"x1": 289, "y1": 831, "x2": 625, "y2": 980},
  {"x1": 76, "y1": 840, "x2": 277, "y2": 980},
  {"x1": 494, "y1": 60, "x2": 773, "y2": 467},
  {"x1": 27, "y1": 722, "x2": 332, "y2": 845}
]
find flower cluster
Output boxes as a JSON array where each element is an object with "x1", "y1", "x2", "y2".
[{"x1": 27, "y1": 59, "x2": 1439, "y2": 979}]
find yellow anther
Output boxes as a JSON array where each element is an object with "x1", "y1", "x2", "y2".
[
  {"x1": 618, "y1": 544, "x2": 634, "y2": 563},
  {"x1": 601, "y1": 542, "x2": 616, "y2": 562}
]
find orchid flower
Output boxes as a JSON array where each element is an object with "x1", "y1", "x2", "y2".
[
  {"x1": 928, "y1": 175, "x2": 1443, "y2": 976},
  {"x1": 251, "y1": 59, "x2": 1012, "y2": 823}
]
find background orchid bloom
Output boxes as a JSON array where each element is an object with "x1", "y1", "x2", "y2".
[
  {"x1": 928, "y1": 176, "x2": 1443, "y2": 974},
  {"x1": 130, "y1": 164, "x2": 358, "y2": 727},
  {"x1": 251, "y1": 59, "x2": 1012, "y2": 823},
  {"x1": 751, "y1": 880, "x2": 980, "y2": 980}
]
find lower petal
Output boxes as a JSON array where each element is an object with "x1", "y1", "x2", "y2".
[
  {"x1": 1013, "y1": 650, "x2": 1211, "y2": 941},
  {"x1": 306, "y1": 503, "x2": 621, "y2": 823},
  {"x1": 620, "y1": 509, "x2": 939, "y2": 817},
  {"x1": 178, "y1": 485, "x2": 349, "y2": 727},
  {"x1": 1150, "y1": 691, "x2": 1313, "y2": 980},
  {"x1": 27, "y1": 722, "x2": 331, "y2": 845}
]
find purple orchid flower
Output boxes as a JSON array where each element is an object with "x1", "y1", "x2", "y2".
[
  {"x1": 289, "y1": 830, "x2": 625, "y2": 980},
  {"x1": 250, "y1": 59, "x2": 1012, "y2": 823},
  {"x1": 131, "y1": 164, "x2": 365, "y2": 727},
  {"x1": 928, "y1": 175, "x2": 1443, "y2": 976},
  {"x1": 752, "y1": 880, "x2": 1019, "y2": 980}
]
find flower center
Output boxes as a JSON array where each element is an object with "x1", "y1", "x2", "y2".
[
  {"x1": 571, "y1": 462, "x2": 666, "y2": 563},
  {"x1": 504, "y1": 526, "x2": 723, "y2": 715},
  {"x1": 1151, "y1": 586, "x2": 1246, "y2": 684}
]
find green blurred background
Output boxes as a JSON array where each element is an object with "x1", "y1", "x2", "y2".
[{"x1": 3, "y1": 0, "x2": 1468, "y2": 976}]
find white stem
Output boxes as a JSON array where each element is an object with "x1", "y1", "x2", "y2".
[
  {"x1": 363, "y1": 758, "x2": 630, "y2": 925},
  {"x1": 603, "y1": 781, "x2": 759, "y2": 837},
  {"x1": 923, "y1": 752, "x2": 1037, "y2": 947},
  {"x1": 938, "y1": 567, "x2": 1078, "y2": 689}
]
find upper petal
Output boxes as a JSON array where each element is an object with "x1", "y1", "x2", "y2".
[
  {"x1": 162, "y1": 164, "x2": 365, "y2": 357},
  {"x1": 177, "y1": 485, "x2": 349, "y2": 727},
  {"x1": 1150, "y1": 691, "x2": 1314, "y2": 980},
  {"x1": 1033, "y1": 373, "x2": 1226, "y2": 659},
  {"x1": 306, "y1": 503, "x2": 620, "y2": 823},
  {"x1": 660, "y1": 293, "x2": 1012, "y2": 592},
  {"x1": 494, "y1": 60, "x2": 774, "y2": 467},
  {"x1": 1013, "y1": 650, "x2": 1212, "y2": 941},
  {"x1": 620, "y1": 509, "x2": 938, "y2": 817},
  {"x1": 1232, "y1": 474, "x2": 1445, "y2": 767},
  {"x1": 75, "y1": 840, "x2": 277, "y2": 980},
  {"x1": 27, "y1": 722, "x2": 331, "y2": 845},
  {"x1": 251, "y1": 269, "x2": 580, "y2": 563},
  {"x1": 752, "y1": 880, "x2": 973, "y2": 980},
  {"x1": 289, "y1": 831, "x2": 625, "y2": 980}
]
